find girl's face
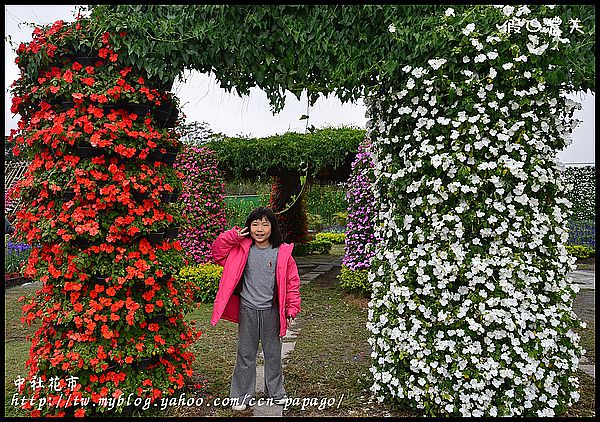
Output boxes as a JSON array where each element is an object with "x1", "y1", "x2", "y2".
[{"x1": 250, "y1": 216, "x2": 271, "y2": 248}]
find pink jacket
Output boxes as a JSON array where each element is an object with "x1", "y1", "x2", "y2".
[{"x1": 210, "y1": 227, "x2": 301, "y2": 337}]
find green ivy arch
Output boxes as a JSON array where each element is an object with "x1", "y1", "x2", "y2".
[{"x1": 86, "y1": 5, "x2": 594, "y2": 110}]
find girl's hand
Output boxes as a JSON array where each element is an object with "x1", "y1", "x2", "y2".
[
  {"x1": 236, "y1": 227, "x2": 249, "y2": 238},
  {"x1": 286, "y1": 316, "x2": 294, "y2": 325}
]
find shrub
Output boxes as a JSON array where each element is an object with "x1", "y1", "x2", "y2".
[
  {"x1": 305, "y1": 183, "x2": 348, "y2": 227},
  {"x1": 333, "y1": 211, "x2": 348, "y2": 226},
  {"x1": 177, "y1": 263, "x2": 223, "y2": 304},
  {"x1": 566, "y1": 245, "x2": 595, "y2": 260},
  {"x1": 337, "y1": 265, "x2": 371, "y2": 295},
  {"x1": 306, "y1": 213, "x2": 324, "y2": 232},
  {"x1": 224, "y1": 194, "x2": 270, "y2": 228},
  {"x1": 315, "y1": 232, "x2": 346, "y2": 244},
  {"x1": 292, "y1": 239, "x2": 333, "y2": 256},
  {"x1": 564, "y1": 166, "x2": 595, "y2": 221}
]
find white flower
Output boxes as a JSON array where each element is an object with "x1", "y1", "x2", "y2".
[
  {"x1": 515, "y1": 5, "x2": 531, "y2": 16},
  {"x1": 445, "y1": 8, "x2": 455, "y2": 17},
  {"x1": 487, "y1": 51, "x2": 498, "y2": 60},
  {"x1": 502, "y1": 62, "x2": 514, "y2": 70},
  {"x1": 527, "y1": 42, "x2": 549, "y2": 56},
  {"x1": 428, "y1": 58, "x2": 447, "y2": 70},
  {"x1": 502, "y1": 5, "x2": 515, "y2": 16},
  {"x1": 474, "y1": 53, "x2": 487, "y2": 63},
  {"x1": 388, "y1": 24, "x2": 396, "y2": 33},
  {"x1": 412, "y1": 67, "x2": 424, "y2": 78},
  {"x1": 463, "y1": 23, "x2": 475, "y2": 36}
]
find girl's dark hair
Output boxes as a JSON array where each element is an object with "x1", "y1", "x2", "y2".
[{"x1": 244, "y1": 207, "x2": 283, "y2": 247}]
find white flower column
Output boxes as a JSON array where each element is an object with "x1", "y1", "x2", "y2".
[{"x1": 365, "y1": 6, "x2": 586, "y2": 417}]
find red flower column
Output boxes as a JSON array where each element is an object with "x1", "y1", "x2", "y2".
[{"x1": 8, "y1": 19, "x2": 201, "y2": 417}]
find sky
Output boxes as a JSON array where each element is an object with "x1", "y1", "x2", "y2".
[{"x1": 4, "y1": 5, "x2": 595, "y2": 165}]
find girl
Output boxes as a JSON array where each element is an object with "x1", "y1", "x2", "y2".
[{"x1": 210, "y1": 207, "x2": 301, "y2": 410}]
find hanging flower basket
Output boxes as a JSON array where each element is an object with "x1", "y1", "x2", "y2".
[
  {"x1": 131, "y1": 189, "x2": 150, "y2": 202},
  {"x1": 134, "y1": 357, "x2": 153, "y2": 371},
  {"x1": 164, "y1": 224, "x2": 180, "y2": 239},
  {"x1": 61, "y1": 101, "x2": 75, "y2": 111},
  {"x1": 153, "y1": 102, "x2": 179, "y2": 128},
  {"x1": 161, "y1": 152, "x2": 178, "y2": 166},
  {"x1": 73, "y1": 142, "x2": 103, "y2": 159},
  {"x1": 160, "y1": 192, "x2": 172, "y2": 203},
  {"x1": 147, "y1": 310, "x2": 167, "y2": 323},
  {"x1": 170, "y1": 189, "x2": 181, "y2": 202},
  {"x1": 121, "y1": 103, "x2": 150, "y2": 116},
  {"x1": 72, "y1": 237, "x2": 100, "y2": 248},
  {"x1": 62, "y1": 191, "x2": 76, "y2": 202},
  {"x1": 146, "y1": 231, "x2": 165, "y2": 245},
  {"x1": 145, "y1": 149, "x2": 163, "y2": 163},
  {"x1": 93, "y1": 274, "x2": 109, "y2": 287}
]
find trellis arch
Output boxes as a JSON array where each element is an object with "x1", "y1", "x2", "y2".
[{"x1": 9, "y1": 4, "x2": 595, "y2": 417}]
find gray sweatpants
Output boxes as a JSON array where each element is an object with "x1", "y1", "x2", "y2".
[{"x1": 230, "y1": 303, "x2": 286, "y2": 405}]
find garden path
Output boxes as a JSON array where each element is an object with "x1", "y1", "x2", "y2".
[
  {"x1": 252, "y1": 256, "x2": 343, "y2": 417},
  {"x1": 571, "y1": 266, "x2": 595, "y2": 379}
]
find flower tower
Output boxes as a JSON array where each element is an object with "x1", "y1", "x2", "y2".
[
  {"x1": 365, "y1": 5, "x2": 587, "y2": 417},
  {"x1": 8, "y1": 18, "x2": 201, "y2": 416},
  {"x1": 338, "y1": 136, "x2": 377, "y2": 294},
  {"x1": 175, "y1": 145, "x2": 228, "y2": 264}
]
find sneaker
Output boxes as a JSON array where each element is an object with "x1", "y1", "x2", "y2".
[
  {"x1": 231, "y1": 403, "x2": 247, "y2": 411},
  {"x1": 272, "y1": 396, "x2": 288, "y2": 406}
]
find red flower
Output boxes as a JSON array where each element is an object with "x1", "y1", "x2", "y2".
[{"x1": 63, "y1": 70, "x2": 74, "y2": 83}]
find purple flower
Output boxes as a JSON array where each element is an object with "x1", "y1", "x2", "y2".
[{"x1": 343, "y1": 137, "x2": 376, "y2": 270}]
